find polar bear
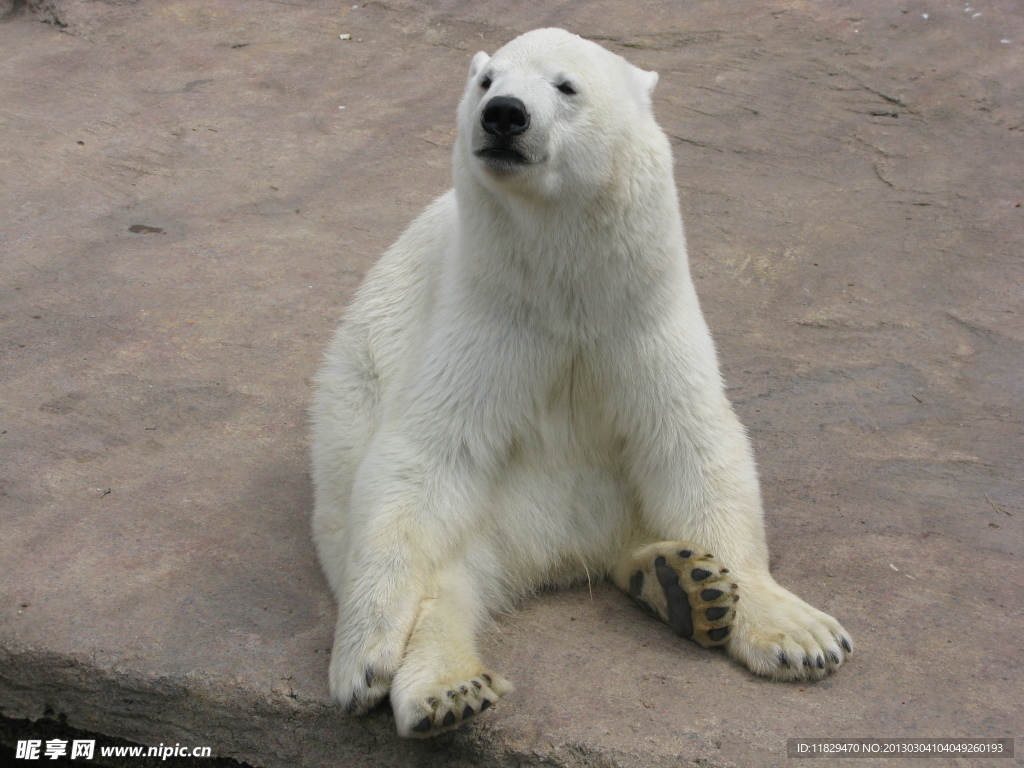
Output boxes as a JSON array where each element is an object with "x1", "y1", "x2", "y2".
[{"x1": 311, "y1": 28, "x2": 852, "y2": 738}]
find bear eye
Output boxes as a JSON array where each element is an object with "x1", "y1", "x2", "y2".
[
  {"x1": 556, "y1": 81, "x2": 577, "y2": 96},
  {"x1": 480, "y1": 75, "x2": 492, "y2": 90}
]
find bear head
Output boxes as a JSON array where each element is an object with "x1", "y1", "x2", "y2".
[{"x1": 455, "y1": 28, "x2": 662, "y2": 201}]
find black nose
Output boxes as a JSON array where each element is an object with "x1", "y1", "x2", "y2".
[{"x1": 481, "y1": 96, "x2": 530, "y2": 137}]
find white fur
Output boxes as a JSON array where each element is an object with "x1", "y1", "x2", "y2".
[{"x1": 312, "y1": 28, "x2": 851, "y2": 738}]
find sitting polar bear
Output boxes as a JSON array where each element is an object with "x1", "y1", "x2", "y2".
[{"x1": 312, "y1": 28, "x2": 852, "y2": 738}]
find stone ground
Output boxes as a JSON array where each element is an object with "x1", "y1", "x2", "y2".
[{"x1": 1, "y1": 0, "x2": 1022, "y2": 766}]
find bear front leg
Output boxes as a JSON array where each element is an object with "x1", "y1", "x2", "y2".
[
  {"x1": 627, "y1": 421, "x2": 853, "y2": 679},
  {"x1": 327, "y1": 509, "x2": 426, "y2": 714},
  {"x1": 612, "y1": 328, "x2": 853, "y2": 680}
]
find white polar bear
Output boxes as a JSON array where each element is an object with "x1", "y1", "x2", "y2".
[{"x1": 311, "y1": 28, "x2": 852, "y2": 738}]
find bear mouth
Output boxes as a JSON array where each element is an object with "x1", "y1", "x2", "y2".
[{"x1": 474, "y1": 146, "x2": 532, "y2": 171}]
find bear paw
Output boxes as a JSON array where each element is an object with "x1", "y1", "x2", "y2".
[
  {"x1": 329, "y1": 636, "x2": 403, "y2": 715},
  {"x1": 728, "y1": 579, "x2": 852, "y2": 681},
  {"x1": 394, "y1": 670, "x2": 513, "y2": 739},
  {"x1": 621, "y1": 542, "x2": 738, "y2": 648}
]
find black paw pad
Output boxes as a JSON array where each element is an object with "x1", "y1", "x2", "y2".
[
  {"x1": 707, "y1": 626, "x2": 730, "y2": 642},
  {"x1": 630, "y1": 570, "x2": 659, "y2": 618},
  {"x1": 655, "y1": 556, "x2": 695, "y2": 638},
  {"x1": 623, "y1": 544, "x2": 738, "y2": 652},
  {"x1": 442, "y1": 711, "x2": 456, "y2": 727},
  {"x1": 463, "y1": 705, "x2": 474, "y2": 719},
  {"x1": 480, "y1": 698, "x2": 492, "y2": 711},
  {"x1": 626, "y1": 573, "x2": 659, "y2": 618},
  {"x1": 412, "y1": 717, "x2": 431, "y2": 733}
]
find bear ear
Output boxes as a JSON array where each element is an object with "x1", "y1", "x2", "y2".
[
  {"x1": 628, "y1": 64, "x2": 659, "y2": 108},
  {"x1": 469, "y1": 51, "x2": 491, "y2": 80}
]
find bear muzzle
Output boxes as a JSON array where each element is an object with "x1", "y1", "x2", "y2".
[{"x1": 473, "y1": 95, "x2": 541, "y2": 173}]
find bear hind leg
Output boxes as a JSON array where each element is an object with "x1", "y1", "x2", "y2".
[
  {"x1": 612, "y1": 541, "x2": 739, "y2": 648},
  {"x1": 389, "y1": 560, "x2": 513, "y2": 738}
]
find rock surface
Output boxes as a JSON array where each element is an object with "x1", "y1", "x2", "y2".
[{"x1": 1, "y1": 1, "x2": 1021, "y2": 766}]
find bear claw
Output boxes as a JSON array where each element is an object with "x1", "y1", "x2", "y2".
[{"x1": 400, "y1": 671, "x2": 512, "y2": 738}]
